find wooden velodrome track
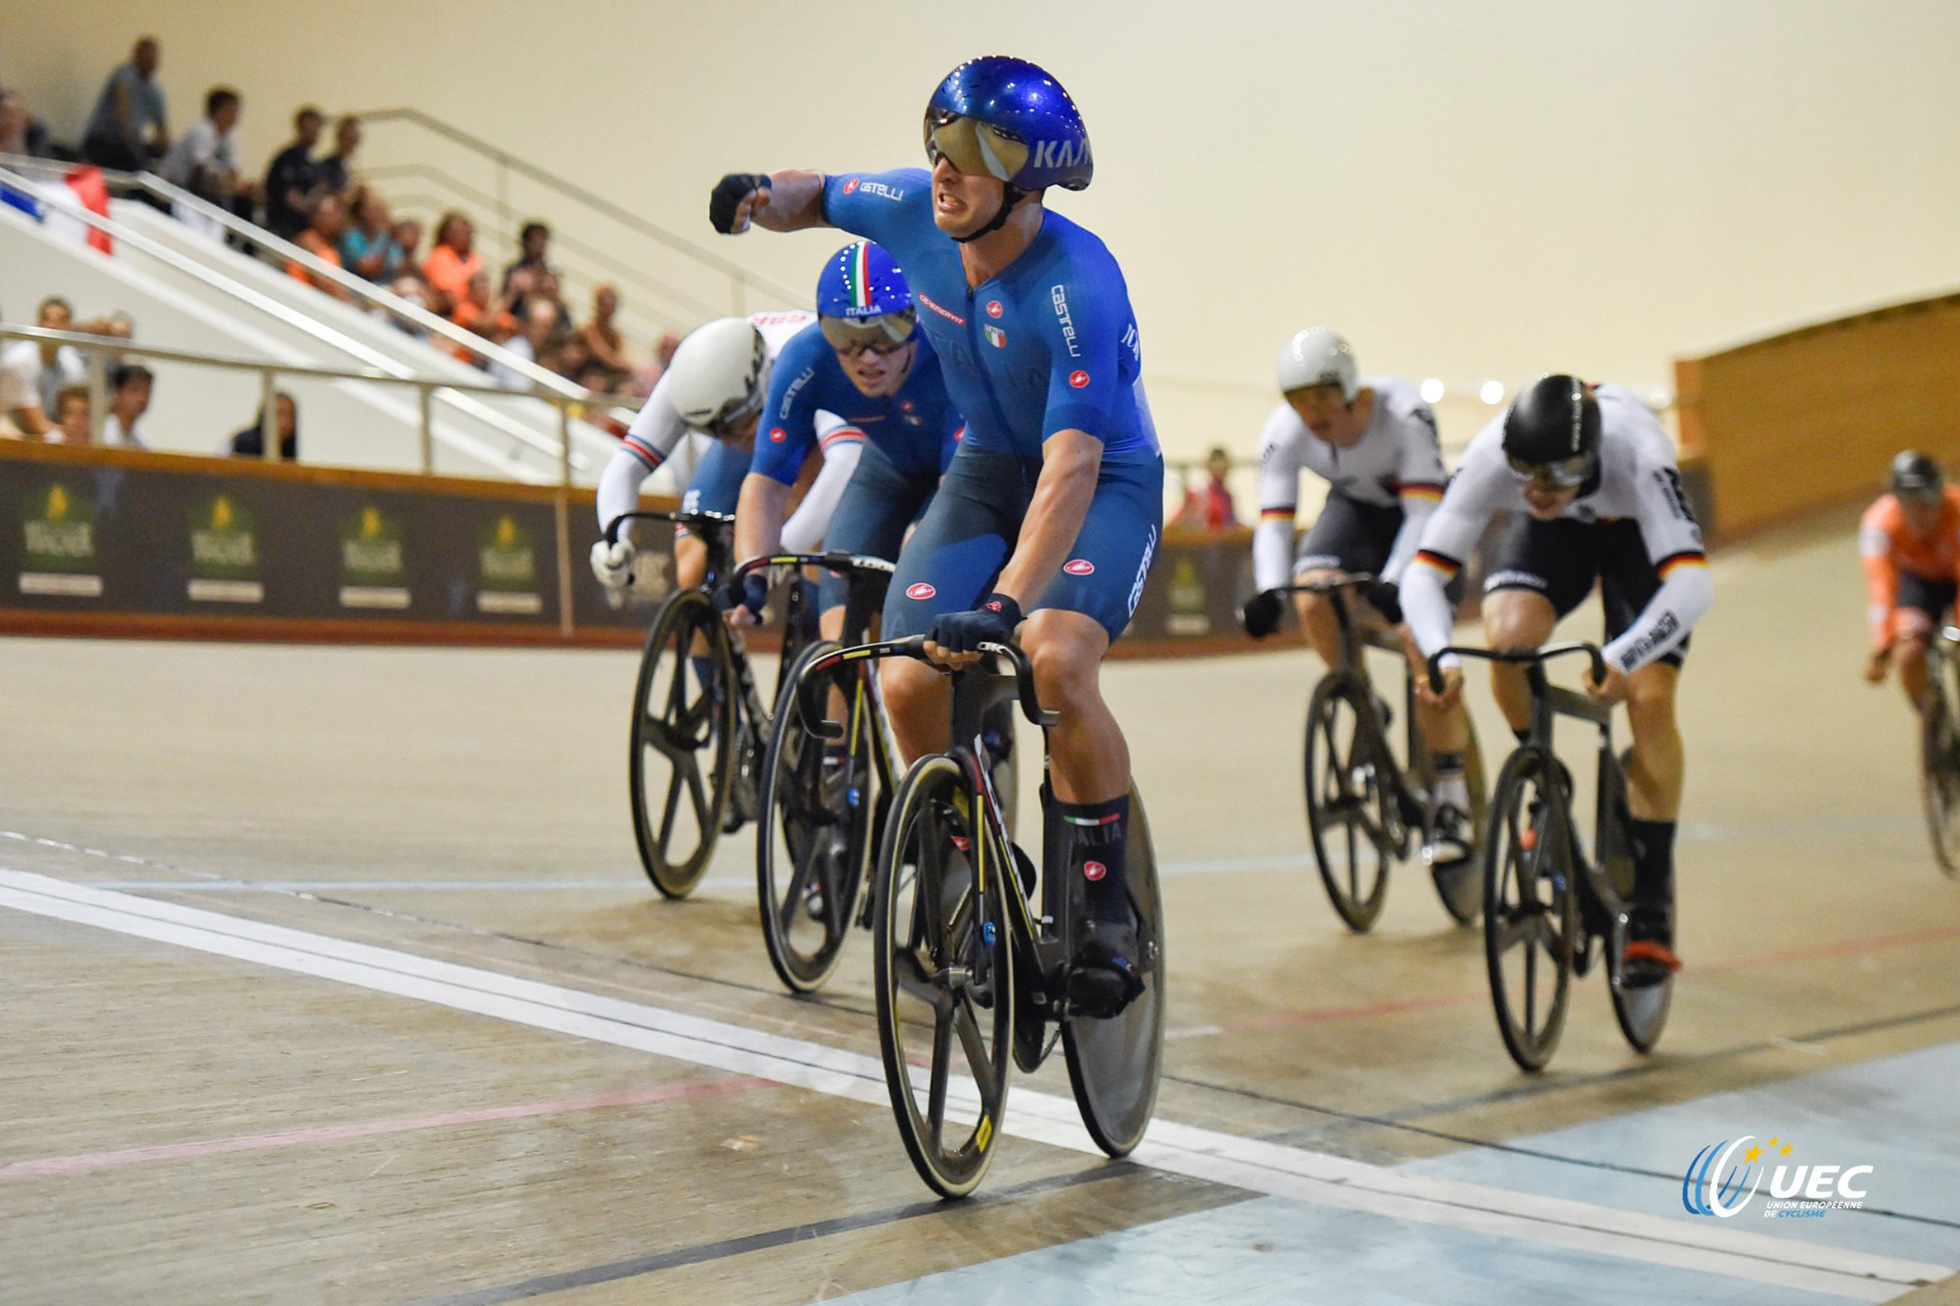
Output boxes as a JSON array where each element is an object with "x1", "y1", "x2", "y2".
[{"x1": 4, "y1": 508, "x2": 1958, "y2": 1306}]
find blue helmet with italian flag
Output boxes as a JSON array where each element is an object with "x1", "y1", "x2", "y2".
[{"x1": 815, "y1": 240, "x2": 917, "y2": 351}]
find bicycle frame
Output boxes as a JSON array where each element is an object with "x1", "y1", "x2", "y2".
[
  {"x1": 1430, "y1": 642, "x2": 1632, "y2": 929},
  {"x1": 1286, "y1": 573, "x2": 1424, "y2": 793}
]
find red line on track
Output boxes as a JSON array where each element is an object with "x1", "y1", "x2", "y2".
[{"x1": 0, "y1": 1076, "x2": 771, "y2": 1182}]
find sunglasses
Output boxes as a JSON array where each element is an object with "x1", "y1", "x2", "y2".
[
  {"x1": 924, "y1": 110, "x2": 1028, "y2": 182},
  {"x1": 1507, "y1": 453, "x2": 1594, "y2": 491},
  {"x1": 820, "y1": 311, "x2": 917, "y2": 357}
]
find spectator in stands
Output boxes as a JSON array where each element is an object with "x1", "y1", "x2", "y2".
[
  {"x1": 489, "y1": 298, "x2": 557, "y2": 390},
  {"x1": 102, "y1": 363, "x2": 152, "y2": 448},
  {"x1": 579, "y1": 284, "x2": 631, "y2": 390},
  {"x1": 83, "y1": 37, "x2": 169, "y2": 171},
  {"x1": 339, "y1": 187, "x2": 402, "y2": 283},
  {"x1": 1, "y1": 297, "x2": 88, "y2": 438},
  {"x1": 316, "y1": 116, "x2": 362, "y2": 196},
  {"x1": 628, "y1": 329, "x2": 683, "y2": 397},
  {"x1": 386, "y1": 273, "x2": 432, "y2": 338},
  {"x1": 422, "y1": 211, "x2": 481, "y2": 316},
  {"x1": 0, "y1": 86, "x2": 55, "y2": 159},
  {"x1": 160, "y1": 87, "x2": 261, "y2": 239},
  {"x1": 501, "y1": 221, "x2": 554, "y2": 302},
  {"x1": 287, "y1": 193, "x2": 355, "y2": 303},
  {"x1": 52, "y1": 385, "x2": 93, "y2": 444},
  {"x1": 263, "y1": 106, "x2": 325, "y2": 241},
  {"x1": 393, "y1": 216, "x2": 423, "y2": 267},
  {"x1": 229, "y1": 392, "x2": 298, "y2": 460},
  {"x1": 546, "y1": 333, "x2": 589, "y2": 381},
  {"x1": 1173, "y1": 445, "x2": 1242, "y2": 532}
]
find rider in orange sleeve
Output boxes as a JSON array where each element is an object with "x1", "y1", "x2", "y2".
[{"x1": 1861, "y1": 451, "x2": 1960, "y2": 713}]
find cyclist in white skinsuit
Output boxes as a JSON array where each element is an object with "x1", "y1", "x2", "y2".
[
  {"x1": 1241, "y1": 327, "x2": 1472, "y2": 865},
  {"x1": 589, "y1": 310, "x2": 862, "y2": 597},
  {"x1": 1402, "y1": 375, "x2": 1712, "y2": 981}
]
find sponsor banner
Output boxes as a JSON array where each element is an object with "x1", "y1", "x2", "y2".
[
  {"x1": 0, "y1": 449, "x2": 570, "y2": 628},
  {"x1": 0, "y1": 447, "x2": 1524, "y2": 652}
]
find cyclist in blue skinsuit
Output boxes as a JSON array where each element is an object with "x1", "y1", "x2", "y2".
[
  {"x1": 727, "y1": 240, "x2": 963, "y2": 641},
  {"x1": 710, "y1": 56, "x2": 1165, "y2": 1016}
]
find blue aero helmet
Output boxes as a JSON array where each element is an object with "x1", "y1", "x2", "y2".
[
  {"x1": 924, "y1": 56, "x2": 1092, "y2": 209},
  {"x1": 815, "y1": 240, "x2": 917, "y2": 354}
]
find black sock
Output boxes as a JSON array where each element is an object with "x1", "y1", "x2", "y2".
[
  {"x1": 1058, "y1": 794, "x2": 1129, "y2": 926},
  {"x1": 1432, "y1": 750, "x2": 1465, "y2": 773},
  {"x1": 1512, "y1": 727, "x2": 1531, "y2": 746},
  {"x1": 1627, "y1": 818, "x2": 1676, "y2": 924}
]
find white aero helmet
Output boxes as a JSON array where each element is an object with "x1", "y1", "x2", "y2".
[
  {"x1": 665, "y1": 317, "x2": 768, "y2": 435},
  {"x1": 1276, "y1": 327, "x2": 1359, "y2": 403}
]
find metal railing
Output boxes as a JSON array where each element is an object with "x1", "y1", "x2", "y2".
[
  {"x1": 0, "y1": 156, "x2": 625, "y2": 479},
  {"x1": 348, "y1": 107, "x2": 802, "y2": 317},
  {"x1": 0, "y1": 324, "x2": 649, "y2": 483}
]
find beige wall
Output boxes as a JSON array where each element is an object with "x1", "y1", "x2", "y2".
[{"x1": 6, "y1": 0, "x2": 1959, "y2": 460}]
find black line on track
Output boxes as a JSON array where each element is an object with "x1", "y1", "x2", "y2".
[
  {"x1": 390, "y1": 1161, "x2": 1184, "y2": 1306},
  {"x1": 1164, "y1": 999, "x2": 1960, "y2": 1234}
]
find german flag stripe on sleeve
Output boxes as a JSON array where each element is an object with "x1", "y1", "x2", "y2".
[
  {"x1": 1413, "y1": 549, "x2": 1463, "y2": 576},
  {"x1": 1394, "y1": 480, "x2": 1446, "y2": 500},
  {"x1": 1656, "y1": 550, "x2": 1708, "y2": 578},
  {"x1": 621, "y1": 435, "x2": 663, "y2": 469},
  {"x1": 1260, "y1": 506, "x2": 1296, "y2": 520}
]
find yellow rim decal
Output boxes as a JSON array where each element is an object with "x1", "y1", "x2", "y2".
[{"x1": 975, "y1": 1114, "x2": 993, "y2": 1150}]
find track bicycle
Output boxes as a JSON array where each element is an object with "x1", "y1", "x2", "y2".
[
  {"x1": 809, "y1": 635, "x2": 1162, "y2": 1197},
  {"x1": 1286, "y1": 574, "x2": 1488, "y2": 930},
  {"x1": 603, "y1": 510, "x2": 816, "y2": 898},
  {"x1": 752, "y1": 552, "x2": 1016, "y2": 993},
  {"x1": 1912, "y1": 626, "x2": 1960, "y2": 876},
  {"x1": 1428, "y1": 641, "x2": 1673, "y2": 1072}
]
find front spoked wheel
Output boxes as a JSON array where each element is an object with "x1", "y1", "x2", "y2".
[
  {"x1": 872, "y1": 755, "x2": 1012, "y2": 1199},
  {"x1": 629, "y1": 588, "x2": 738, "y2": 898},
  {"x1": 1305, "y1": 675, "x2": 1394, "y2": 931},
  {"x1": 757, "y1": 640, "x2": 873, "y2": 994},
  {"x1": 1920, "y1": 688, "x2": 1960, "y2": 877},
  {"x1": 1483, "y1": 748, "x2": 1575, "y2": 1072},
  {"x1": 1063, "y1": 785, "x2": 1165, "y2": 1158}
]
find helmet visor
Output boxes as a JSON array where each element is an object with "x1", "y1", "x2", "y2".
[
  {"x1": 1507, "y1": 451, "x2": 1594, "y2": 491},
  {"x1": 924, "y1": 110, "x2": 1028, "y2": 183},
  {"x1": 698, "y1": 386, "x2": 762, "y2": 439},
  {"x1": 820, "y1": 310, "x2": 917, "y2": 356}
]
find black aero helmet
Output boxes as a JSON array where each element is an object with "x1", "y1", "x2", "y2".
[
  {"x1": 1889, "y1": 450, "x2": 1944, "y2": 502},
  {"x1": 1503, "y1": 374, "x2": 1600, "y2": 489}
]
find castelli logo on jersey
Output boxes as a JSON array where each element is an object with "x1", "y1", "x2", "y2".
[
  {"x1": 905, "y1": 582, "x2": 936, "y2": 600},
  {"x1": 986, "y1": 300, "x2": 1003, "y2": 318},
  {"x1": 1063, "y1": 559, "x2": 1095, "y2": 576},
  {"x1": 768, "y1": 427, "x2": 786, "y2": 442},
  {"x1": 1083, "y1": 860, "x2": 1107, "y2": 882},
  {"x1": 899, "y1": 399, "x2": 915, "y2": 412},
  {"x1": 843, "y1": 177, "x2": 861, "y2": 193},
  {"x1": 1068, "y1": 370, "x2": 1090, "y2": 389}
]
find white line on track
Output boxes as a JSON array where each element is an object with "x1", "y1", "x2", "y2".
[{"x1": 0, "y1": 868, "x2": 1945, "y2": 1302}]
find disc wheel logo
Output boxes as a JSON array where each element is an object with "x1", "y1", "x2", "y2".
[
  {"x1": 1682, "y1": 1137, "x2": 1764, "y2": 1217},
  {"x1": 905, "y1": 582, "x2": 936, "y2": 600},
  {"x1": 1063, "y1": 558, "x2": 1095, "y2": 576},
  {"x1": 1068, "y1": 370, "x2": 1090, "y2": 389},
  {"x1": 1083, "y1": 860, "x2": 1106, "y2": 882}
]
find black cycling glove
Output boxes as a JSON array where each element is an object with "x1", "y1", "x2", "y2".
[
  {"x1": 709, "y1": 173, "x2": 771, "y2": 234},
  {"x1": 929, "y1": 592, "x2": 1023, "y2": 654},
  {"x1": 1240, "y1": 589, "x2": 1283, "y2": 639}
]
